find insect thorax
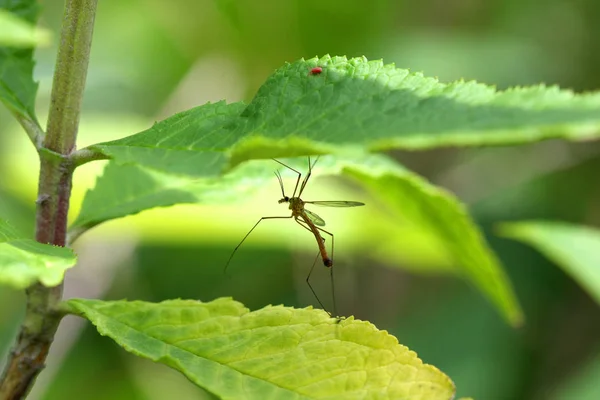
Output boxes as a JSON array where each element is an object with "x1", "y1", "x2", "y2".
[{"x1": 288, "y1": 197, "x2": 304, "y2": 212}]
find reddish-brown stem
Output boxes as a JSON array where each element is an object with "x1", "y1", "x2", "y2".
[{"x1": 0, "y1": 0, "x2": 98, "y2": 398}]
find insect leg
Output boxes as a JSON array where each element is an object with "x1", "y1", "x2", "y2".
[
  {"x1": 272, "y1": 159, "x2": 302, "y2": 198},
  {"x1": 295, "y1": 218, "x2": 338, "y2": 316},
  {"x1": 224, "y1": 215, "x2": 293, "y2": 274},
  {"x1": 298, "y1": 156, "x2": 320, "y2": 197},
  {"x1": 313, "y1": 224, "x2": 337, "y2": 317}
]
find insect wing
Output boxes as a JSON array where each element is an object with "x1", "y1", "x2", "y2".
[
  {"x1": 305, "y1": 201, "x2": 365, "y2": 207},
  {"x1": 303, "y1": 209, "x2": 326, "y2": 226}
]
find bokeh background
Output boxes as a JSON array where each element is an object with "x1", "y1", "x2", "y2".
[{"x1": 2, "y1": 0, "x2": 600, "y2": 398}]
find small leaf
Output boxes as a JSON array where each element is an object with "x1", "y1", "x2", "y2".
[
  {"x1": 0, "y1": 9, "x2": 51, "y2": 47},
  {"x1": 498, "y1": 221, "x2": 600, "y2": 307},
  {"x1": 0, "y1": 0, "x2": 40, "y2": 120},
  {"x1": 0, "y1": 217, "x2": 77, "y2": 288},
  {"x1": 87, "y1": 56, "x2": 600, "y2": 177},
  {"x1": 65, "y1": 297, "x2": 456, "y2": 400}
]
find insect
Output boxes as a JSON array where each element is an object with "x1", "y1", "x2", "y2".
[
  {"x1": 224, "y1": 157, "x2": 365, "y2": 316},
  {"x1": 309, "y1": 66, "x2": 323, "y2": 75}
]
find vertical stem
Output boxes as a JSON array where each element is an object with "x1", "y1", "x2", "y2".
[
  {"x1": 0, "y1": 1, "x2": 98, "y2": 399},
  {"x1": 45, "y1": 0, "x2": 97, "y2": 155}
]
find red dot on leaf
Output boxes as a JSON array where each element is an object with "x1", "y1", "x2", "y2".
[{"x1": 310, "y1": 67, "x2": 323, "y2": 75}]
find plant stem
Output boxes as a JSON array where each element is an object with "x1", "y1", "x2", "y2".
[
  {"x1": 69, "y1": 147, "x2": 110, "y2": 167},
  {"x1": 0, "y1": 1, "x2": 98, "y2": 399}
]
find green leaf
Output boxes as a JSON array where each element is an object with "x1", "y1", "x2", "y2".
[
  {"x1": 0, "y1": 8, "x2": 51, "y2": 47},
  {"x1": 87, "y1": 55, "x2": 600, "y2": 177},
  {"x1": 91, "y1": 101, "x2": 245, "y2": 177},
  {"x1": 341, "y1": 157, "x2": 523, "y2": 327},
  {"x1": 0, "y1": 217, "x2": 77, "y2": 288},
  {"x1": 65, "y1": 297, "x2": 456, "y2": 400},
  {"x1": 71, "y1": 154, "x2": 522, "y2": 326},
  {"x1": 0, "y1": 0, "x2": 40, "y2": 119},
  {"x1": 71, "y1": 162, "x2": 198, "y2": 233},
  {"x1": 70, "y1": 158, "x2": 272, "y2": 233},
  {"x1": 498, "y1": 221, "x2": 600, "y2": 307}
]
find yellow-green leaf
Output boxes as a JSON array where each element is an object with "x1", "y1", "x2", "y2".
[{"x1": 65, "y1": 297, "x2": 456, "y2": 400}]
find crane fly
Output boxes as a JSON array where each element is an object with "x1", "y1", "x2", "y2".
[{"x1": 224, "y1": 156, "x2": 365, "y2": 316}]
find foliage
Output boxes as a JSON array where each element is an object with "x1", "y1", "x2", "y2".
[
  {"x1": 1, "y1": 0, "x2": 600, "y2": 399},
  {"x1": 65, "y1": 297, "x2": 455, "y2": 399},
  {"x1": 0, "y1": 0, "x2": 40, "y2": 119},
  {"x1": 0, "y1": 218, "x2": 76, "y2": 288},
  {"x1": 499, "y1": 221, "x2": 600, "y2": 307}
]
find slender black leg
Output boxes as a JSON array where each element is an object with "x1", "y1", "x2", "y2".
[
  {"x1": 224, "y1": 215, "x2": 293, "y2": 274},
  {"x1": 272, "y1": 159, "x2": 303, "y2": 198},
  {"x1": 295, "y1": 218, "x2": 338, "y2": 316}
]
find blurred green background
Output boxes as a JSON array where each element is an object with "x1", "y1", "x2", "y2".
[{"x1": 2, "y1": 0, "x2": 600, "y2": 399}]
